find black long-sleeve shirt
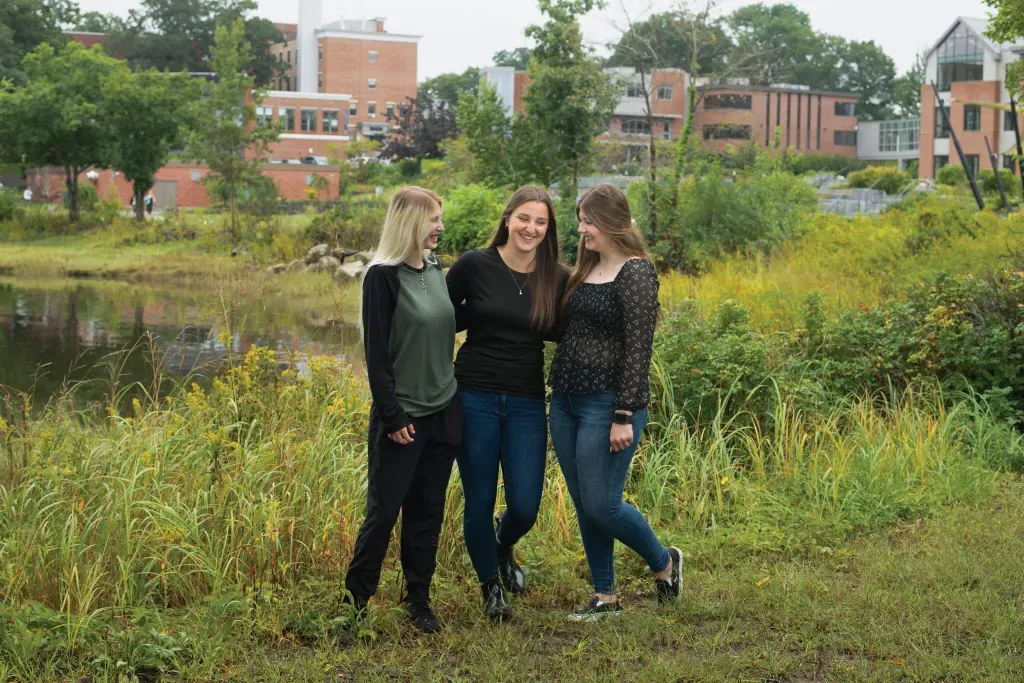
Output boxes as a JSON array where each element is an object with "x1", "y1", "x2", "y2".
[
  {"x1": 446, "y1": 247, "x2": 568, "y2": 398},
  {"x1": 548, "y1": 258, "x2": 660, "y2": 411}
]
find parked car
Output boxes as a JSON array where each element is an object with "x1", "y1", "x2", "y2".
[
  {"x1": 285, "y1": 159, "x2": 301, "y2": 165},
  {"x1": 301, "y1": 155, "x2": 329, "y2": 166},
  {"x1": 268, "y1": 158, "x2": 282, "y2": 164}
]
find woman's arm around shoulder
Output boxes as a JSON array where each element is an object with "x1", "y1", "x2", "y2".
[{"x1": 445, "y1": 249, "x2": 482, "y2": 333}]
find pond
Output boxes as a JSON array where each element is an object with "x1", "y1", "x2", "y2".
[{"x1": 0, "y1": 277, "x2": 362, "y2": 409}]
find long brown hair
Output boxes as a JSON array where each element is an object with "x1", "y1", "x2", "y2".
[
  {"x1": 489, "y1": 185, "x2": 564, "y2": 330},
  {"x1": 564, "y1": 183, "x2": 651, "y2": 304}
]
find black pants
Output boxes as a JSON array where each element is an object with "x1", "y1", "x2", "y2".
[{"x1": 344, "y1": 397, "x2": 462, "y2": 605}]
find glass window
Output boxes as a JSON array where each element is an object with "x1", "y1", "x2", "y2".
[
  {"x1": 190, "y1": 170, "x2": 202, "y2": 181},
  {"x1": 702, "y1": 124, "x2": 752, "y2": 140},
  {"x1": 318, "y1": 72, "x2": 323, "y2": 89},
  {"x1": 878, "y1": 119, "x2": 919, "y2": 153},
  {"x1": 662, "y1": 119, "x2": 671, "y2": 139},
  {"x1": 935, "y1": 155, "x2": 949, "y2": 171},
  {"x1": 256, "y1": 106, "x2": 273, "y2": 126},
  {"x1": 935, "y1": 106, "x2": 950, "y2": 138},
  {"x1": 279, "y1": 107, "x2": 295, "y2": 131},
  {"x1": 300, "y1": 108, "x2": 317, "y2": 132},
  {"x1": 936, "y1": 22, "x2": 985, "y2": 92},
  {"x1": 622, "y1": 118, "x2": 651, "y2": 135},
  {"x1": 349, "y1": 101, "x2": 358, "y2": 116},
  {"x1": 322, "y1": 109, "x2": 339, "y2": 133},
  {"x1": 656, "y1": 85, "x2": 673, "y2": 101},
  {"x1": 834, "y1": 101, "x2": 856, "y2": 117},
  {"x1": 1003, "y1": 155, "x2": 1018, "y2": 172},
  {"x1": 964, "y1": 105, "x2": 981, "y2": 131},
  {"x1": 369, "y1": 51, "x2": 378, "y2": 62},
  {"x1": 286, "y1": 50, "x2": 291, "y2": 64},
  {"x1": 626, "y1": 84, "x2": 643, "y2": 98},
  {"x1": 1005, "y1": 111, "x2": 1017, "y2": 131},
  {"x1": 386, "y1": 102, "x2": 395, "y2": 118},
  {"x1": 963, "y1": 155, "x2": 980, "y2": 176},
  {"x1": 703, "y1": 94, "x2": 752, "y2": 110},
  {"x1": 833, "y1": 130, "x2": 857, "y2": 146},
  {"x1": 368, "y1": 78, "x2": 377, "y2": 90},
  {"x1": 318, "y1": 44, "x2": 323, "y2": 61},
  {"x1": 368, "y1": 102, "x2": 376, "y2": 118}
]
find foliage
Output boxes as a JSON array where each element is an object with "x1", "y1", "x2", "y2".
[
  {"x1": 382, "y1": 95, "x2": 457, "y2": 161},
  {"x1": 977, "y1": 168, "x2": 1018, "y2": 196},
  {"x1": 418, "y1": 67, "x2": 479, "y2": 107},
  {"x1": 606, "y1": 10, "x2": 733, "y2": 75},
  {"x1": 847, "y1": 166, "x2": 912, "y2": 194},
  {"x1": 457, "y1": 82, "x2": 545, "y2": 188},
  {"x1": 439, "y1": 183, "x2": 506, "y2": 253},
  {"x1": 937, "y1": 164, "x2": 968, "y2": 187},
  {"x1": 304, "y1": 199, "x2": 387, "y2": 251},
  {"x1": 184, "y1": 19, "x2": 279, "y2": 240},
  {"x1": 492, "y1": 47, "x2": 533, "y2": 70},
  {"x1": 0, "y1": 0, "x2": 78, "y2": 84},
  {"x1": 0, "y1": 188, "x2": 22, "y2": 222},
  {"x1": 784, "y1": 153, "x2": 869, "y2": 175},
  {"x1": 0, "y1": 42, "x2": 118, "y2": 222},
  {"x1": 893, "y1": 51, "x2": 926, "y2": 117},
  {"x1": 985, "y1": 0, "x2": 1024, "y2": 101}
]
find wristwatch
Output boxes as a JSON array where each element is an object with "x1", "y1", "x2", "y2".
[{"x1": 612, "y1": 411, "x2": 632, "y2": 425}]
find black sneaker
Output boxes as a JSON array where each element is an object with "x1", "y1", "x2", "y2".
[
  {"x1": 655, "y1": 546, "x2": 683, "y2": 603},
  {"x1": 481, "y1": 577, "x2": 512, "y2": 621},
  {"x1": 495, "y1": 516, "x2": 527, "y2": 595},
  {"x1": 405, "y1": 602, "x2": 443, "y2": 634},
  {"x1": 567, "y1": 595, "x2": 622, "y2": 622}
]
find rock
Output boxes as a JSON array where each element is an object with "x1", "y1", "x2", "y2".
[
  {"x1": 286, "y1": 258, "x2": 305, "y2": 272},
  {"x1": 306, "y1": 243, "x2": 330, "y2": 264},
  {"x1": 265, "y1": 263, "x2": 288, "y2": 275},
  {"x1": 355, "y1": 250, "x2": 375, "y2": 264},
  {"x1": 335, "y1": 260, "x2": 365, "y2": 282},
  {"x1": 331, "y1": 247, "x2": 360, "y2": 263}
]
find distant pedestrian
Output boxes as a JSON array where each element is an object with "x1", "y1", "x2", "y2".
[
  {"x1": 145, "y1": 191, "x2": 154, "y2": 214},
  {"x1": 23, "y1": 188, "x2": 32, "y2": 203},
  {"x1": 342, "y1": 185, "x2": 459, "y2": 635}
]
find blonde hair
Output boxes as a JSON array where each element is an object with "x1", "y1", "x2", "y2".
[
  {"x1": 360, "y1": 186, "x2": 443, "y2": 332},
  {"x1": 368, "y1": 186, "x2": 443, "y2": 269},
  {"x1": 564, "y1": 183, "x2": 650, "y2": 306}
]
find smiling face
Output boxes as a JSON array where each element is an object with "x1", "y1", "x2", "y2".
[
  {"x1": 505, "y1": 200, "x2": 550, "y2": 255},
  {"x1": 578, "y1": 207, "x2": 613, "y2": 254},
  {"x1": 422, "y1": 202, "x2": 444, "y2": 250}
]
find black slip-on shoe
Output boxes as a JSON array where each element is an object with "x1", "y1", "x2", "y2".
[
  {"x1": 405, "y1": 602, "x2": 443, "y2": 634},
  {"x1": 655, "y1": 546, "x2": 684, "y2": 604},
  {"x1": 481, "y1": 577, "x2": 512, "y2": 621}
]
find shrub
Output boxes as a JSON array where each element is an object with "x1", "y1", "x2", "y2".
[
  {"x1": 937, "y1": 164, "x2": 967, "y2": 186},
  {"x1": 977, "y1": 168, "x2": 1018, "y2": 196},
  {"x1": 440, "y1": 183, "x2": 506, "y2": 254},
  {"x1": 786, "y1": 154, "x2": 869, "y2": 175},
  {"x1": 0, "y1": 206, "x2": 74, "y2": 241},
  {"x1": 304, "y1": 198, "x2": 387, "y2": 251},
  {"x1": 77, "y1": 184, "x2": 99, "y2": 212},
  {"x1": 847, "y1": 166, "x2": 911, "y2": 194},
  {"x1": 0, "y1": 189, "x2": 20, "y2": 222},
  {"x1": 396, "y1": 158, "x2": 422, "y2": 179}
]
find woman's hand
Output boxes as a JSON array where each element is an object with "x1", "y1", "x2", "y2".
[
  {"x1": 610, "y1": 422, "x2": 633, "y2": 452},
  {"x1": 388, "y1": 424, "x2": 416, "y2": 445}
]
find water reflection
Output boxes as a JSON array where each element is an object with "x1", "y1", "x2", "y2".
[{"x1": 0, "y1": 279, "x2": 361, "y2": 407}]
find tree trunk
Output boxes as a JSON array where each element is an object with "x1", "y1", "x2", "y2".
[
  {"x1": 228, "y1": 184, "x2": 238, "y2": 242},
  {"x1": 671, "y1": 86, "x2": 699, "y2": 222},
  {"x1": 134, "y1": 187, "x2": 146, "y2": 222},
  {"x1": 65, "y1": 164, "x2": 80, "y2": 223},
  {"x1": 641, "y1": 71, "x2": 658, "y2": 243}
]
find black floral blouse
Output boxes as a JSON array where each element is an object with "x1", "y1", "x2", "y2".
[{"x1": 549, "y1": 258, "x2": 660, "y2": 411}]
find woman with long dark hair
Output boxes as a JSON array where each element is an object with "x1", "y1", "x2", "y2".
[
  {"x1": 343, "y1": 186, "x2": 461, "y2": 634},
  {"x1": 446, "y1": 185, "x2": 568, "y2": 620},
  {"x1": 548, "y1": 183, "x2": 682, "y2": 621}
]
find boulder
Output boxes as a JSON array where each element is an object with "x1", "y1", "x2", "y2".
[
  {"x1": 331, "y1": 247, "x2": 360, "y2": 263},
  {"x1": 317, "y1": 255, "x2": 343, "y2": 271},
  {"x1": 355, "y1": 250, "x2": 375, "y2": 265},
  {"x1": 306, "y1": 243, "x2": 330, "y2": 264},
  {"x1": 335, "y1": 260, "x2": 365, "y2": 282},
  {"x1": 265, "y1": 263, "x2": 288, "y2": 275},
  {"x1": 286, "y1": 258, "x2": 305, "y2": 272}
]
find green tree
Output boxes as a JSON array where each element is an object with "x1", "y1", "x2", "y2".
[
  {"x1": 383, "y1": 94, "x2": 458, "y2": 161},
  {"x1": 728, "y1": 3, "x2": 819, "y2": 86},
  {"x1": 524, "y1": 0, "x2": 618, "y2": 187},
  {"x1": 892, "y1": 51, "x2": 926, "y2": 117},
  {"x1": 822, "y1": 37, "x2": 896, "y2": 120},
  {"x1": 103, "y1": 67, "x2": 198, "y2": 221},
  {"x1": 606, "y1": 10, "x2": 732, "y2": 74},
  {"x1": 0, "y1": 42, "x2": 117, "y2": 221},
  {"x1": 985, "y1": 0, "x2": 1024, "y2": 100},
  {"x1": 418, "y1": 67, "x2": 479, "y2": 106},
  {"x1": 0, "y1": 0, "x2": 78, "y2": 83},
  {"x1": 75, "y1": 11, "x2": 128, "y2": 33},
  {"x1": 184, "y1": 19, "x2": 279, "y2": 240},
  {"x1": 492, "y1": 47, "x2": 533, "y2": 70}
]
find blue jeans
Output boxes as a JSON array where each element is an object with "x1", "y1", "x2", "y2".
[
  {"x1": 549, "y1": 391, "x2": 669, "y2": 595},
  {"x1": 457, "y1": 388, "x2": 548, "y2": 583}
]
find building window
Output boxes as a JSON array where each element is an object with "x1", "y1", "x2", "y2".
[
  {"x1": 300, "y1": 108, "x2": 317, "y2": 132},
  {"x1": 256, "y1": 106, "x2": 273, "y2": 127},
  {"x1": 190, "y1": 170, "x2": 202, "y2": 181},
  {"x1": 322, "y1": 109, "x2": 339, "y2": 133},
  {"x1": 386, "y1": 102, "x2": 395, "y2": 118},
  {"x1": 318, "y1": 44, "x2": 323, "y2": 61},
  {"x1": 349, "y1": 101, "x2": 358, "y2": 116},
  {"x1": 662, "y1": 119, "x2": 671, "y2": 140},
  {"x1": 878, "y1": 119, "x2": 919, "y2": 152},
  {"x1": 656, "y1": 85, "x2": 673, "y2": 101},
  {"x1": 1003, "y1": 155, "x2": 1018, "y2": 172},
  {"x1": 964, "y1": 105, "x2": 981, "y2": 131},
  {"x1": 277, "y1": 79, "x2": 282, "y2": 90},
  {"x1": 626, "y1": 84, "x2": 643, "y2": 98},
  {"x1": 935, "y1": 155, "x2": 949, "y2": 171},
  {"x1": 834, "y1": 101, "x2": 856, "y2": 117},
  {"x1": 1005, "y1": 111, "x2": 1018, "y2": 131},
  {"x1": 963, "y1": 155, "x2": 980, "y2": 176},
  {"x1": 286, "y1": 50, "x2": 291, "y2": 64},
  {"x1": 621, "y1": 118, "x2": 651, "y2": 135},
  {"x1": 833, "y1": 130, "x2": 857, "y2": 146},
  {"x1": 703, "y1": 94, "x2": 752, "y2": 110},
  {"x1": 283, "y1": 76, "x2": 290, "y2": 91},
  {"x1": 318, "y1": 72, "x2": 323, "y2": 89},
  {"x1": 369, "y1": 51, "x2": 378, "y2": 62},
  {"x1": 368, "y1": 101, "x2": 376, "y2": 118},
  {"x1": 368, "y1": 78, "x2": 377, "y2": 90},
  {"x1": 936, "y1": 21, "x2": 985, "y2": 92},
  {"x1": 279, "y1": 107, "x2": 295, "y2": 131},
  {"x1": 702, "y1": 124, "x2": 752, "y2": 140},
  {"x1": 935, "y1": 106, "x2": 950, "y2": 138}
]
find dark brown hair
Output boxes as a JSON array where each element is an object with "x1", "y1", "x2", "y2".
[
  {"x1": 489, "y1": 185, "x2": 563, "y2": 330},
  {"x1": 564, "y1": 183, "x2": 651, "y2": 304}
]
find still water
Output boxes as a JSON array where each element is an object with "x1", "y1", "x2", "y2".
[{"x1": 0, "y1": 278, "x2": 362, "y2": 408}]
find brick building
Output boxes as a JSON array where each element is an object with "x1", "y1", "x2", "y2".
[{"x1": 919, "y1": 17, "x2": 1024, "y2": 179}]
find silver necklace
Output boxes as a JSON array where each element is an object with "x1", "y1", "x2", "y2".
[{"x1": 503, "y1": 261, "x2": 530, "y2": 295}]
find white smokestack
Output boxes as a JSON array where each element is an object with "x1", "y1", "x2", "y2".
[{"x1": 297, "y1": 0, "x2": 323, "y2": 93}]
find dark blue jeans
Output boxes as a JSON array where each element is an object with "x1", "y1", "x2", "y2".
[
  {"x1": 457, "y1": 388, "x2": 548, "y2": 583},
  {"x1": 549, "y1": 391, "x2": 669, "y2": 595}
]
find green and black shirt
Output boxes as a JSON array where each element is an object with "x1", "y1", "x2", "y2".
[{"x1": 361, "y1": 258, "x2": 457, "y2": 432}]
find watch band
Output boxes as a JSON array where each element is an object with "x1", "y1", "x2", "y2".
[{"x1": 612, "y1": 411, "x2": 632, "y2": 425}]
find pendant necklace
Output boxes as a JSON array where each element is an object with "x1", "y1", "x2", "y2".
[
  {"x1": 419, "y1": 268, "x2": 427, "y2": 292},
  {"x1": 503, "y1": 261, "x2": 530, "y2": 295}
]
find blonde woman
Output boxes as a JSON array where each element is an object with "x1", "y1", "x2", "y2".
[
  {"x1": 343, "y1": 186, "x2": 460, "y2": 634},
  {"x1": 548, "y1": 183, "x2": 682, "y2": 621}
]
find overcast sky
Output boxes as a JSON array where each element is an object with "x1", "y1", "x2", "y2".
[{"x1": 75, "y1": 0, "x2": 993, "y2": 81}]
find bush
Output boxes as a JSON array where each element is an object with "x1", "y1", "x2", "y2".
[
  {"x1": 937, "y1": 164, "x2": 967, "y2": 186},
  {"x1": 304, "y1": 198, "x2": 388, "y2": 251},
  {"x1": 395, "y1": 158, "x2": 422, "y2": 179},
  {"x1": 847, "y1": 166, "x2": 912, "y2": 194},
  {"x1": 0, "y1": 206, "x2": 74, "y2": 241},
  {"x1": 977, "y1": 168, "x2": 1018, "y2": 196},
  {"x1": 77, "y1": 184, "x2": 98, "y2": 212},
  {"x1": 786, "y1": 154, "x2": 869, "y2": 175},
  {"x1": 0, "y1": 189, "x2": 20, "y2": 222},
  {"x1": 440, "y1": 183, "x2": 506, "y2": 254}
]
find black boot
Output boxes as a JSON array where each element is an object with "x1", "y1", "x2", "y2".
[
  {"x1": 495, "y1": 517, "x2": 526, "y2": 595},
  {"x1": 481, "y1": 576, "x2": 511, "y2": 622}
]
